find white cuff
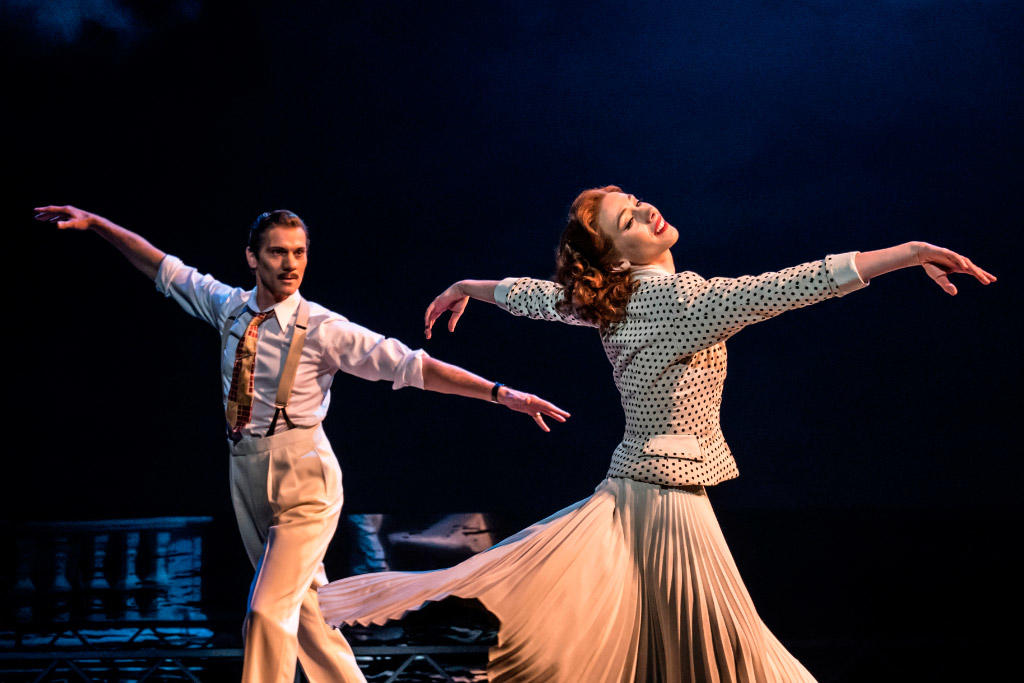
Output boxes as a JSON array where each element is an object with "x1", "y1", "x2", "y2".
[
  {"x1": 493, "y1": 277, "x2": 520, "y2": 311},
  {"x1": 826, "y1": 251, "x2": 869, "y2": 297},
  {"x1": 392, "y1": 349, "x2": 429, "y2": 390},
  {"x1": 153, "y1": 254, "x2": 181, "y2": 296}
]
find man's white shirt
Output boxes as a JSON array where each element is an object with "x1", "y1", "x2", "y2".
[{"x1": 156, "y1": 254, "x2": 427, "y2": 439}]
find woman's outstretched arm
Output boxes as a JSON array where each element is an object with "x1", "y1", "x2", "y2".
[
  {"x1": 666, "y1": 242, "x2": 995, "y2": 355},
  {"x1": 855, "y1": 241, "x2": 996, "y2": 294}
]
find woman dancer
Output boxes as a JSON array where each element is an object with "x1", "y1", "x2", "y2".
[{"x1": 319, "y1": 185, "x2": 994, "y2": 682}]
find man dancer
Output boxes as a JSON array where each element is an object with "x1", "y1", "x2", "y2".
[{"x1": 34, "y1": 205, "x2": 569, "y2": 683}]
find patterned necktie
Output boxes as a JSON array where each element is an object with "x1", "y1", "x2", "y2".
[{"x1": 226, "y1": 310, "x2": 273, "y2": 430}]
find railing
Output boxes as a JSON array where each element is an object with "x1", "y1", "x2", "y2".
[
  {"x1": 1, "y1": 514, "x2": 495, "y2": 681},
  {"x1": 5, "y1": 517, "x2": 212, "y2": 645}
]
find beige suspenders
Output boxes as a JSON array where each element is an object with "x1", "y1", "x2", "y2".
[{"x1": 221, "y1": 297, "x2": 311, "y2": 437}]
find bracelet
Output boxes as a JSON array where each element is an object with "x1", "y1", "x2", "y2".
[{"x1": 490, "y1": 382, "x2": 504, "y2": 403}]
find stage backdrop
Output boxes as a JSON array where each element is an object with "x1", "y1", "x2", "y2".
[
  {"x1": 7, "y1": 0, "x2": 1018, "y2": 519},
  {"x1": 5, "y1": 3, "x2": 1021, "y2": 676}
]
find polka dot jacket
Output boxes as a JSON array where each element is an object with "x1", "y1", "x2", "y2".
[{"x1": 495, "y1": 252, "x2": 868, "y2": 487}]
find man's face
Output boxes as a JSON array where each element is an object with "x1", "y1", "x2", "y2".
[{"x1": 245, "y1": 225, "x2": 308, "y2": 302}]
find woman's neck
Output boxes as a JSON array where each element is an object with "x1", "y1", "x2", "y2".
[{"x1": 637, "y1": 250, "x2": 675, "y2": 273}]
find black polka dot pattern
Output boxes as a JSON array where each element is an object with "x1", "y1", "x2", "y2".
[{"x1": 504, "y1": 255, "x2": 858, "y2": 487}]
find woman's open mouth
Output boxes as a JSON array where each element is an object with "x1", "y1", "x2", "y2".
[{"x1": 654, "y1": 216, "x2": 667, "y2": 236}]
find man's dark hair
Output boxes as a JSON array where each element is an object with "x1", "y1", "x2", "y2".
[{"x1": 247, "y1": 210, "x2": 310, "y2": 253}]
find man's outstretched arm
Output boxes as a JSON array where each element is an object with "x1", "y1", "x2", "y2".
[
  {"x1": 421, "y1": 357, "x2": 570, "y2": 432},
  {"x1": 35, "y1": 205, "x2": 165, "y2": 280}
]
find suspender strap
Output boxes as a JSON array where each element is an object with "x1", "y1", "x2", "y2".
[
  {"x1": 220, "y1": 301, "x2": 252, "y2": 354},
  {"x1": 266, "y1": 298, "x2": 310, "y2": 437},
  {"x1": 220, "y1": 298, "x2": 312, "y2": 438}
]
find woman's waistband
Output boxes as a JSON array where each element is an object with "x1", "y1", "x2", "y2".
[{"x1": 608, "y1": 476, "x2": 705, "y2": 495}]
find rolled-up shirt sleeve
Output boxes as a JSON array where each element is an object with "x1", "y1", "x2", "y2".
[
  {"x1": 493, "y1": 277, "x2": 519, "y2": 311},
  {"x1": 154, "y1": 254, "x2": 241, "y2": 329},
  {"x1": 825, "y1": 251, "x2": 869, "y2": 297},
  {"x1": 321, "y1": 318, "x2": 429, "y2": 390}
]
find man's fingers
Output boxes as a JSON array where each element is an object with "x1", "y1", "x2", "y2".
[
  {"x1": 518, "y1": 397, "x2": 570, "y2": 424},
  {"x1": 539, "y1": 402, "x2": 570, "y2": 421},
  {"x1": 34, "y1": 205, "x2": 75, "y2": 224},
  {"x1": 521, "y1": 395, "x2": 569, "y2": 417},
  {"x1": 532, "y1": 413, "x2": 550, "y2": 432},
  {"x1": 34, "y1": 210, "x2": 67, "y2": 223},
  {"x1": 536, "y1": 397, "x2": 570, "y2": 417}
]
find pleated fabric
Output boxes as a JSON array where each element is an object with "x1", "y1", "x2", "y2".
[{"x1": 318, "y1": 477, "x2": 815, "y2": 682}]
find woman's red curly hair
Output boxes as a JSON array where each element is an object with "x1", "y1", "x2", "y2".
[{"x1": 554, "y1": 185, "x2": 639, "y2": 335}]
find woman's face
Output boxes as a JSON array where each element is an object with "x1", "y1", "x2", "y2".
[{"x1": 595, "y1": 191, "x2": 677, "y2": 265}]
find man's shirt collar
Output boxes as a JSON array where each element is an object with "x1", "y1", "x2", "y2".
[{"x1": 246, "y1": 289, "x2": 302, "y2": 332}]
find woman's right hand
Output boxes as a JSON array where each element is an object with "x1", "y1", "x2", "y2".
[
  {"x1": 855, "y1": 242, "x2": 996, "y2": 295},
  {"x1": 911, "y1": 242, "x2": 997, "y2": 295},
  {"x1": 425, "y1": 282, "x2": 470, "y2": 339}
]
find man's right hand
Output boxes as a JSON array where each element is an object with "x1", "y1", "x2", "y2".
[
  {"x1": 34, "y1": 204, "x2": 101, "y2": 230},
  {"x1": 34, "y1": 204, "x2": 166, "y2": 280}
]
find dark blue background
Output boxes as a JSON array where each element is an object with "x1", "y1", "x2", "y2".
[{"x1": 6, "y1": 1, "x2": 1021, "y2": 675}]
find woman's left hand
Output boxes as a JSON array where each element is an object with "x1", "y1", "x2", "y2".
[
  {"x1": 912, "y1": 242, "x2": 997, "y2": 295},
  {"x1": 425, "y1": 282, "x2": 470, "y2": 338}
]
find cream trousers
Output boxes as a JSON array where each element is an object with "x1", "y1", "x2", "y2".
[{"x1": 228, "y1": 425, "x2": 365, "y2": 683}]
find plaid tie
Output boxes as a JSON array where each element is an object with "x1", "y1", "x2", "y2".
[{"x1": 226, "y1": 310, "x2": 273, "y2": 430}]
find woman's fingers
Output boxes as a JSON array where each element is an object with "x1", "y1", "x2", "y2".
[
  {"x1": 923, "y1": 262, "x2": 958, "y2": 295},
  {"x1": 921, "y1": 246, "x2": 996, "y2": 291},
  {"x1": 946, "y1": 251, "x2": 992, "y2": 283},
  {"x1": 424, "y1": 300, "x2": 439, "y2": 338},
  {"x1": 936, "y1": 273, "x2": 958, "y2": 296},
  {"x1": 425, "y1": 290, "x2": 470, "y2": 338},
  {"x1": 963, "y1": 258, "x2": 997, "y2": 284},
  {"x1": 447, "y1": 299, "x2": 468, "y2": 332}
]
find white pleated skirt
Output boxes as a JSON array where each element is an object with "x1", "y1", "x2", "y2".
[{"x1": 318, "y1": 477, "x2": 816, "y2": 682}]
